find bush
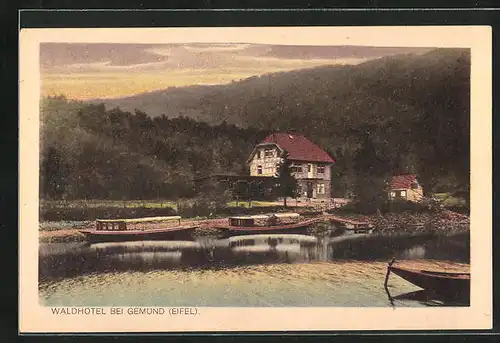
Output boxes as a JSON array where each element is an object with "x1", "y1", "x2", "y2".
[
  {"x1": 177, "y1": 197, "x2": 215, "y2": 218},
  {"x1": 40, "y1": 206, "x2": 177, "y2": 221},
  {"x1": 327, "y1": 198, "x2": 441, "y2": 215},
  {"x1": 381, "y1": 198, "x2": 439, "y2": 213},
  {"x1": 327, "y1": 201, "x2": 361, "y2": 214},
  {"x1": 219, "y1": 206, "x2": 291, "y2": 216}
]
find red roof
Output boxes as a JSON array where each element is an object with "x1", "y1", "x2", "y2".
[
  {"x1": 390, "y1": 174, "x2": 418, "y2": 189},
  {"x1": 259, "y1": 133, "x2": 335, "y2": 163}
]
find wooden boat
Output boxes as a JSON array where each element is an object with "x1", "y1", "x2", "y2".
[
  {"x1": 217, "y1": 213, "x2": 317, "y2": 235},
  {"x1": 78, "y1": 216, "x2": 197, "y2": 242},
  {"x1": 384, "y1": 258, "x2": 470, "y2": 299}
]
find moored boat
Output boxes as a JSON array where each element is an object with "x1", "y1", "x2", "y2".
[
  {"x1": 217, "y1": 213, "x2": 318, "y2": 235},
  {"x1": 79, "y1": 216, "x2": 197, "y2": 242},
  {"x1": 384, "y1": 258, "x2": 470, "y2": 299}
]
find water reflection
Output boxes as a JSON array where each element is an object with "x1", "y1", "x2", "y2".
[
  {"x1": 39, "y1": 233, "x2": 469, "y2": 281},
  {"x1": 386, "y1": 288, "x2": 470, "y2": 307}
]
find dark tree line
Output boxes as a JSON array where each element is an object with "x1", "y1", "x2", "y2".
[{"x1": 40, "y1": 97, "x2": 270, "y2": 200}]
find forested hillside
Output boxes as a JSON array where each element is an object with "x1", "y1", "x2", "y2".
[
  {"x1": 40, "y1": 97, "x2": 270, "y2": 200},
  {"x1": 42, "y1": 48, "x2": 470, "y2": 203}
]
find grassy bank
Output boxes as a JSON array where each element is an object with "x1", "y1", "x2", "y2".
[
  {"x1": 41, "y1": 199, "x2": 284, "y2": 211},
  {"x1": 40, "y1": 199, "x2": 290, "y2": 221}
]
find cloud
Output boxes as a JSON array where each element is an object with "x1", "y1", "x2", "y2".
[{"x1": 183, "y1": 43, "x2": 252, "y2": 52}]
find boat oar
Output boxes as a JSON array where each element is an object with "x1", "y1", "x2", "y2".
[
  {"x1": 384, "y1": 257, "x2": 396, "y2": 308},
  {"x1": 384, "y1": 257, "x2": 396, "y2": 290}
]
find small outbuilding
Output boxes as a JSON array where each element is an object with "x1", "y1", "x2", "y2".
[{"x1": 388, "y1": 174, "x2": 424, "y2": 202}]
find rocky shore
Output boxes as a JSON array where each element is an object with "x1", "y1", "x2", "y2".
[{"x1": 329, "y1": 210, "x2": 470, "y2": 236}]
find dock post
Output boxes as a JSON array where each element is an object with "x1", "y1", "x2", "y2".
[{"x1": 384, "y1": 257, "x2": 396, "y2": 290}]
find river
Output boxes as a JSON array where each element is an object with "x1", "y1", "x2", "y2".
[{"x1": 39, "y1": 232, "x2": 470, "y2": 307}]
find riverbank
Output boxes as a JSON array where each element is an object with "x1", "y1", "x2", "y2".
[
  {"x1": 327, "y1": 209, "x2": 470, "y2": 236},
  {"x1": 38, "y1": 210, "x2": 469, "y2": 243}
]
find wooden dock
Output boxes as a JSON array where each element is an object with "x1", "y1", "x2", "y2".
[{"x1": 322, "y1": 214, "x2": 373, "y2": 230}]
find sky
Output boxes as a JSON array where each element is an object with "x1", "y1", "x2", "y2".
[{"x1": 40, "y1": 43, "x2": 433, "y2": 100}]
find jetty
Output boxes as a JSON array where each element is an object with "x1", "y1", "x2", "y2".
[
  {"x1": 322, "y1": 214, "x2": 373, "y2": 230},
  {"x1": 190, "y1": 213, "x2": 372, "y2": 231}
]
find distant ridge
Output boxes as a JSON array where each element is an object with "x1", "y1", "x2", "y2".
[{"x1": 87, "y1": 48, "x2": 470, "y2": 131}]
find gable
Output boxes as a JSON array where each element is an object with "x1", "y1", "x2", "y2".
[{"x1": 246, "y1": 142, "x2": 283, "y2": 163}]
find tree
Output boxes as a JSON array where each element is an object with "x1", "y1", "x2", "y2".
[
  {"x1": 40, "y1": 147, "x2": 69, "y2": 199},
  {"x1": 275, "y1": 150, "x2": 299, "y2": 207},
  {"x1": 203, "y1": 177, "x2": 232, "y2": 211},
  {"x1": 353, "y1": 130, "x2": 391, "y2": 213}
]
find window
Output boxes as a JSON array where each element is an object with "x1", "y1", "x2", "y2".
[
  {"x1": 291, "y1": 165, "x2": 302, "y2": 173},
  {"x1": 264, "y1": 149, "x2": 274, "y2": 157},
  {"x1": 401, "y1": 190, "x2": 407, "y2": 197},
  {"x1": 308, "y1": 164, "x2": 311, "y2": 172},
  {"x1": 257, "y1": 151, "x2": 261, "y2": 159},
  {"x1": 257, "y1": 165, "x2": 262, "y2": 175},
  {"x1": 389, "y1": 191, "x2": 396, "y2": 198},
  {"x1": 317, "y1": 166, "x2": 325, "y2": 174}
]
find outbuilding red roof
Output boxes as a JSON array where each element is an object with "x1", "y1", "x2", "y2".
[
  {"x1": 390, "y1": 174, "x2": 418, "y2": 189},
  {"x1": 259, "y1": 133, "x2": 335, "y2": 163}
]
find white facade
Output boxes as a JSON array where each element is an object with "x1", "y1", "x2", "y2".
[
  {"x1": 248, "y1": 143, "x2": 332, "y2": 199},
  {"x1": 248, "y1": 145, "x2": 282, "y2": 177}
]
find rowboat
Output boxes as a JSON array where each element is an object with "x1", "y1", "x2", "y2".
[
  {"x1": 384, "y1": 258, "x2": 470, "y2": 299},
  {"x1": 217, "y1": 213, "x2": 318, "y2": 235},
  {"x1": 78, "y1": 216, "x2": 197, "y2": 242}
]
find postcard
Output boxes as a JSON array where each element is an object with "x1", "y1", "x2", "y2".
[{"x1": 19, "y1": 26, "x2": 492, "y2": 333}]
